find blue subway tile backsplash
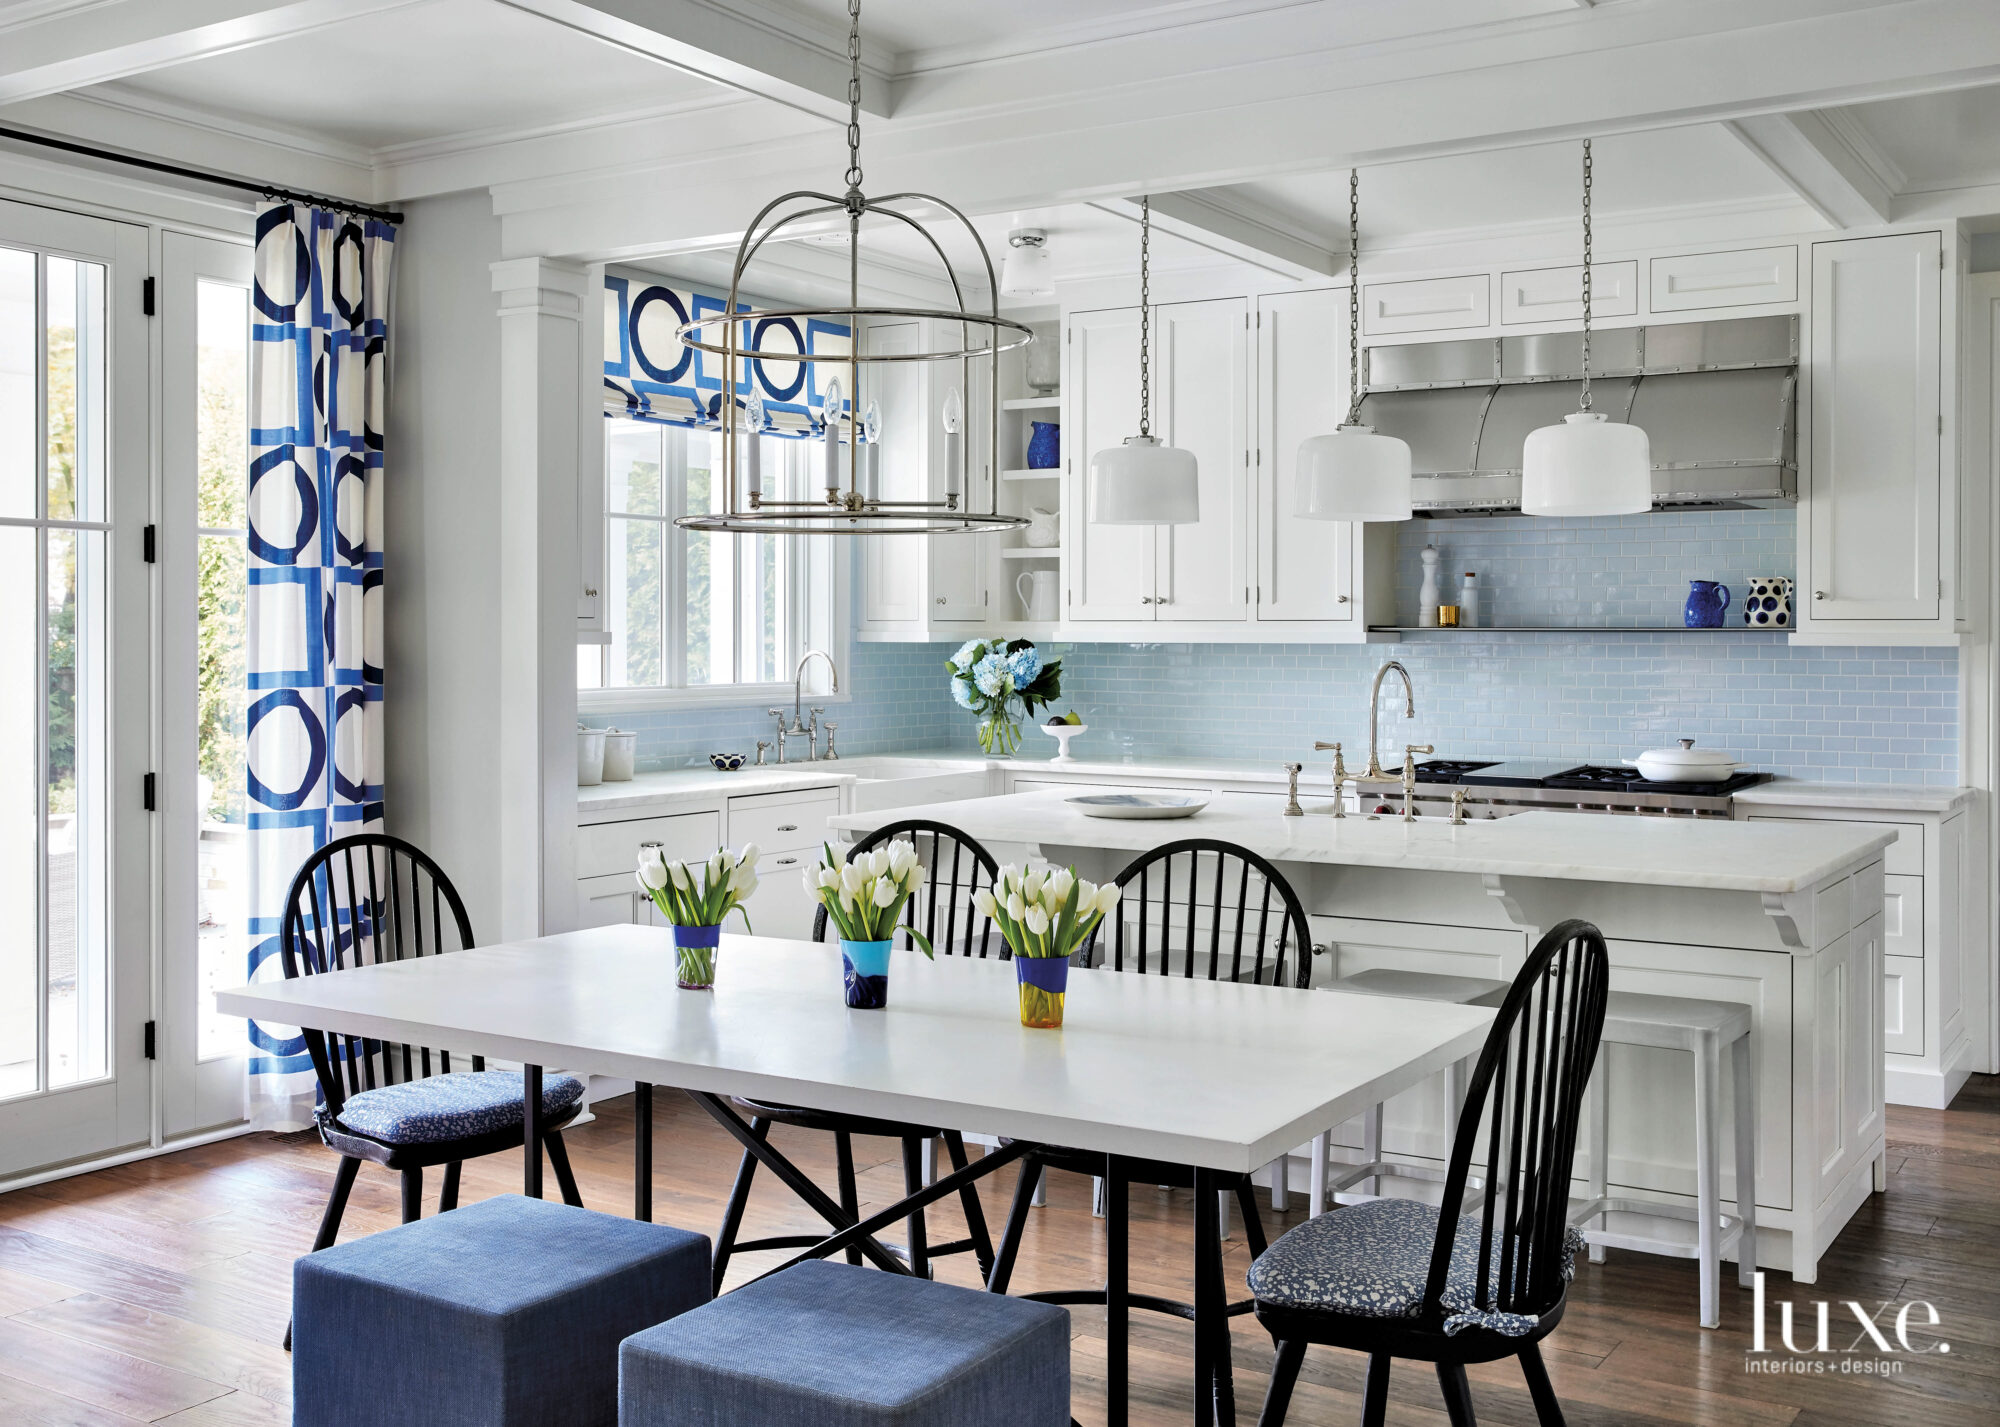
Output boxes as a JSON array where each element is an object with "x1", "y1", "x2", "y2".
[{"x1": 592, "y1": 511, "x2": 1958, "y2": 786}]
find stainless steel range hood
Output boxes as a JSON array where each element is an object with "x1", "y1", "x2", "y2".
[{"x1": 1360, "y1": 314, "x2": 1797, "y2": 516}]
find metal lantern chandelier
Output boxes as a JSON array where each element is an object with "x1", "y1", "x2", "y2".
[
  {"x1": 674, "y1": 0, "x2": 1031, "y2": 535},
  {"x1": 1521, "y1": 139, "x2": 1653, "y2": 517},
  {"x1": 1294, "y1": 168, "x2": 1412, "y2": 522}
]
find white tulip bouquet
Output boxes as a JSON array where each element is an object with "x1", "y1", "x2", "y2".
[
  {"x1": 973, "y1": 864, "x2": 1120, "y2": 1028},
  {"x1": 636, "y1": 843, "x2": 760, "y2": 988},
  {"x1": 804, "y1": 840, "x2": 931, "y2": 1008}
]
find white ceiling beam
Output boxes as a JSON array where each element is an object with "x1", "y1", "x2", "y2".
[
  {"x1": 495, "y1": 0, "x2": 891, "y2": 124},
  {"x1": 1101, "y1": 191, "x2": 1340, "y2": 281},
  {"x1": 492, "y1": 0, "x2": 2000, "y2": 260},
  {"x1": 1725, "y1": 111, "x2": 1894, "y2": 228},
  {"x1": 0, "y1": 0, "x2": 424, "y2": 106}
]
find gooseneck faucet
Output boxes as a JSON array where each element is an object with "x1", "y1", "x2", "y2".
[
  {"x1": 1365, "y1": 660, "x2": 1416, "y2": 779},
  {"x1": 793, "y1": 649, "x2": 841, "y2": 760}
]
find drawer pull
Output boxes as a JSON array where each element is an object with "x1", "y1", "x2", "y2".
[
  {"x1": 777, "y1": 823, "x2": 799, "y2": 832},
  {"x1": 775, "y1": 856, "x2": 798, "y2": 866}
]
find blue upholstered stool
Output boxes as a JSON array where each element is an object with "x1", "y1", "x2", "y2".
[
  {"x1": 619, "y1": 1259, "x2": 1070, "y2": 1427},
  {"x1": 294, "y1": 1194, "x2": 710, "y2": 1427}
]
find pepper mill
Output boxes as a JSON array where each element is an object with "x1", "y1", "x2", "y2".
[{"x1": 1283, "y1": 763, "x2": 1304, "y2": 817}]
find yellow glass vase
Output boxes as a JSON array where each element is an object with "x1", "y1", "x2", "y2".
[{"x1": 1014, "y1": 955, "x2": 1070, "y2": 1029}]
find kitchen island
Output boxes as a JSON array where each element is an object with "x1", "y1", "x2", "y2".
[{"x1": 830, "y1": 790, "x2": 1895, "y2": 1283}]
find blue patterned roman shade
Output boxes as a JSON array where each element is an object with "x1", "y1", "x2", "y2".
[{"x1": 602, "y1": 270, "x2": 849, "y2": 437}]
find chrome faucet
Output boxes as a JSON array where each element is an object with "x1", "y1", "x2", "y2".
[
  {"x1": 1365, "y1": 660, "x2": 1416, "y2": 779},
  {"x1": 793, "y1": 649, "x2": 841, "y2": 759}
]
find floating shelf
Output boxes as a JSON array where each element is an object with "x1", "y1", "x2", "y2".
[
  {"x1": 1367, "y1": 625, "x2": 1790, "y2": 634},
  {"x1": 1001, "y1": 547, "x2": 1061, "y2": 560},
  {"x1": 1002, "y1": 396, "x2": 1061, "y2": 411},
  {"x1": 1001, "y1": 468, "x2": 1061, "y2": 482}
]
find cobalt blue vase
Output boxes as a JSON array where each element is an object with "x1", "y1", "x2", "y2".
[
  {"x1": 841, "y1": 939, "x2": 892, "y2": 1009},
  {"x1": 1026, "y1": 421, "x2": 1060, "y2": 470},
  {"x1": 1683, "y1": 580, "x2": 1731, "y2": 628}
]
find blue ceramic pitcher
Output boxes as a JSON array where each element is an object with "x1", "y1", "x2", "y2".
[
  {"x1": 1026, "y1": 421, "x2": 1060, "y2": 469},
  {"x1": 1683, "y1": 579, "x2": 1731, "y2": 628}
]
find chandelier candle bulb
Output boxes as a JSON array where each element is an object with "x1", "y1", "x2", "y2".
[
  {"x1": 744, "y1": 396, "x2": 764, "y2": 500},
  {"x1": 821, "y1": 377, "x2": 842, "y2": 495},
  {"x1": 942, "y1": 387, "x2": 963, "y2": 501}
]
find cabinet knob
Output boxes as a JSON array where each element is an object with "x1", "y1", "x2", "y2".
[
  {"x1": 1337, "y1": 594, "x2": 1349, "y2": 604},
  {"x1": 936, "y1": 597, "x2": 945, "y2": 605},
  {"x1": 1140, "y1": 596, "x2": 1154, "y2": 605},
  {"x1": 583, "y1": 586, "x2": 598, "y2": 598},
  {"x1": 1813, "y1": 590, "x2": 1826, "y2": 600}
]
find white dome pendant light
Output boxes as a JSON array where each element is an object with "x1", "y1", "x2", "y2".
[
  {"x1": 1091, "y1": 196, "x2": 1199, "y2": 525},
  {"x1": 1521, "y1": 139, "x2": 1652, "y2": 517},
  {"x1": 1295, "y1": 169, "x2": 1412, "y2": 522}
]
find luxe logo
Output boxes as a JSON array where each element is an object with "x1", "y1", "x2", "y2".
[{"x1": 1745, "y1": 1273, "x2": 1949, "y2": 1375}]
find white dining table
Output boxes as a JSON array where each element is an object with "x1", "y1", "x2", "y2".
[{"x1": 217, "y1": 924, "x2": 1495, "y2": 1427}]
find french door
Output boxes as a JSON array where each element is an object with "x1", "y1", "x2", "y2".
[
  {"x1": 0, "y1": 200, "x2": 151, "y2": 1177},
  {"x1": 159, "y1": 231, "x2": 253, "y2": 1137}
]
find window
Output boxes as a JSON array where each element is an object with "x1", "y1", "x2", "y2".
[{"x1": 579, "y1": 419, "x2": 821, "y2": 696}]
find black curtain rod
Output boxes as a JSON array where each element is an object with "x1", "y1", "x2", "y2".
[{"x1": 0, "y1": 124, "x2": 405, "y2": 224}]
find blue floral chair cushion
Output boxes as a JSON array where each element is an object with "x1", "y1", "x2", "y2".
[
  {"x1": 1246, "y1": 1197, "x2": 1586, "y2": 1337},
  {"x1": 331, "y1": 1069, "x2": 586, "y2": 1146}
]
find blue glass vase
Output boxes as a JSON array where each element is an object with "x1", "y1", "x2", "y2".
[
  {"x1": 841, "y1": 939, "x2": 892, "y2": 1009},
  {"x1": 1026, "y1": 421, "x2": 1060, "y2": 470}
]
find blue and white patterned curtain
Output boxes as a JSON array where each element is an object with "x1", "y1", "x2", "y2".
[{"x1": 243, "y1": 204, "x2": 396, "y2": 1129}]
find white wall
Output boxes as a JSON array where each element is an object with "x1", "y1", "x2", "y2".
[{"x1": 384, "y1": 190, "x2": 508, "y2": 939}]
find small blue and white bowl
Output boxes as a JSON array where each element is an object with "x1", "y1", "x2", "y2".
[{"x1": 708, "y1": 752, "x2": 746, "y2": 772}]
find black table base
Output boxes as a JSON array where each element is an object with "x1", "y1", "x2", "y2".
[{"x1": 522, "y1": 1067, "x2": 1239, "y2": 1426}]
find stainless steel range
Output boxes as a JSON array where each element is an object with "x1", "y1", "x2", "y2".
[{"x1": 1351, "y1": 757, "x2": 1771, "y2": 819}]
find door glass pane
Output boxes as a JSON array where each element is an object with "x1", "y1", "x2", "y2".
[
  {"x1": 607, "y1": 420, "x2": 661, "y2": 516},
  {"x1": 0, "y1": 246, "x2": 31, "y2": 520},
  {"x1": 47, "y1": 527, "x2": 107, "y2": 1088},
  {"x1": 45, "y1": 257, "x2": 105, "y2": 523},
  {"x1": 194, "y1": 279, "x2": 249, "y2": 1062},
  {"x1": 0, "y1": 526, "x2": 35, "y2": 1096}
]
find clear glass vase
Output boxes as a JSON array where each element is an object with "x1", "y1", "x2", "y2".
[
  {"x1": 673, "y1": 924, "x2": 721, "y2": 990},
  {"x1": 1014, "y1": 954, "x2": 1070, "y2": 1029}
]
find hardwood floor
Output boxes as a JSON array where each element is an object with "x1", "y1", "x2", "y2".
[{"x1": 1, "y1": 1076, "x2": 1994, "y2": 1426}]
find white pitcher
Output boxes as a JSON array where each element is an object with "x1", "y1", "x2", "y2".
[{"x1": 1016, "y1": 568, "x2": 1058, "y2": 622}]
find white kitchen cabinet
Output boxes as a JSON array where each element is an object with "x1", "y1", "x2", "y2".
[
  {"x1": 1155, "y1": 299, "x2": 1249, "y2": 622},
  {"x1": 1066, "y1": 300, "x2": 1249, "y2": 622},
  {"x1": 1499, "y1": 260, "x2": 1638, "y2": 325},
  {"x1": 856, "y1": 319, "x2": 992, "y2": 639},
  {"x1": 1067, "y1": 306, "x2": 1156, "y2": 620},
  {"x1": 1800, "y1": 231, "x2": 1947, "y2": 633},
  {"x1": 1256, "y1": 288, "x2": 1356, "y2": 622},
  {"x1": 1742, "y1": 796, "x2": 1973, "y2": 1108},
  {"x1": 1362, "y1": 272, "x2": 1489, "y2": 334},
  {"x1": 1649, "y1": 245, "x2": 1798, "y2": 312}
]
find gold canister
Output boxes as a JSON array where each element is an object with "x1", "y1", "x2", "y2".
[{"x1": 1438, "y1": 605, "x2": 1461, "y2": 627}]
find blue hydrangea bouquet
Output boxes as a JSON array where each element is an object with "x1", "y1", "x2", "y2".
[{"x1": 946, "y1": 638, "x2": 1063, "y2": 755}]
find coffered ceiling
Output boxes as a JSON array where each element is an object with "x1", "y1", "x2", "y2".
[{"x1": 0, "y1": 0, "x2": 1997, "y2": 277}]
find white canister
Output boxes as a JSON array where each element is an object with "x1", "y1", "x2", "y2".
[
  {"x1": 602, "y1": 727, "x2": 638, "y2": 781},
  {"x1": 577, "y1": 726, "x2": 606, "y2": 786}
]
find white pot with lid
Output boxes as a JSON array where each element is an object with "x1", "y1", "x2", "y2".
[{"x1": 1625, "y1": 738, "x2": 1739, "y2": 783}]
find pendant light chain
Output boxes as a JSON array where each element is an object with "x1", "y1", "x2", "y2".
[
  {"x1": 843, "y1": 0, "x2": 864, "y2": 197},
  {"x1": 1138, "y1": 194, "x2": 1152, "y2": 439},
  {"x1": 1579, "y1": 138, "x2": 1594, "y2": 413},
  {"x1": 1346, "y1": 167, "x2": 1362, "y2": 426}
]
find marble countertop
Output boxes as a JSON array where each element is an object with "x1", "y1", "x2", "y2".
[
  {"x1": 577, "y1": 749, "x2": 1973, "y2": 821},
  {"x1": 1732, "y1": 779, "x2": 1975, "y2": 814},
  {"x1": 829, "y1": 789, "x2": 1896, "y2": 895}
]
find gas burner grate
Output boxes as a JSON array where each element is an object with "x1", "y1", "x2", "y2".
[
  {"x1": 1542, "y1": 766, "x2": 1771, "y2": 798},
  {"x1": 1413, "y1": 759, "x2": 1499, "y2": 784}
]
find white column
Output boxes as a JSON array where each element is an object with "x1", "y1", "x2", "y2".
[{"x1": 492, "y1": 258, "x2": 585, "y2": 941}]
